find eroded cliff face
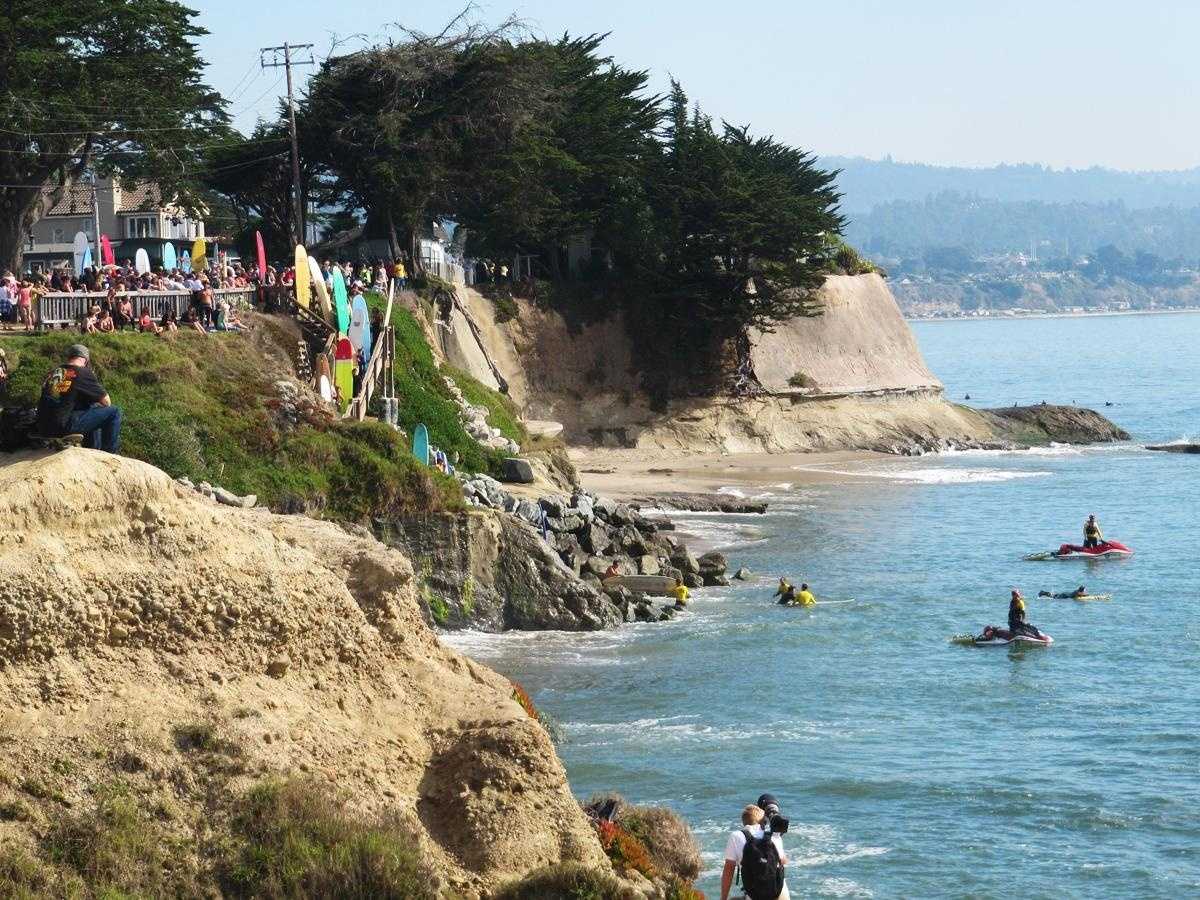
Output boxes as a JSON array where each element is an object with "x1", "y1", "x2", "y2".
[
  {"x1": 0, "y1": 449, "x2": 608, "y2": 897},
  {"x1": 464, "y1": 274, "x2": 981, "y2": 452}
]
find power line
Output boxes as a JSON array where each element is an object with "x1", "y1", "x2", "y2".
[{"x1": 260, "y1": 42, "x2": 314, "y2": 244}]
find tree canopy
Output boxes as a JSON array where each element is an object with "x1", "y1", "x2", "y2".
[{"x1": 0, "y1": 0, "x2": 224, "y2": 270}]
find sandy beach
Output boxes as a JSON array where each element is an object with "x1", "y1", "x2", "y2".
[{"x1": 570, "y1": 447, "x2": 886, "y2": 500}]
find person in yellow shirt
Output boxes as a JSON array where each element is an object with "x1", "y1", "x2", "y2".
[
  {"x1": 794, "y1": 583, "x2": 816, "y2": 607},
  {"x1": 671, "y1": 581, "x2": 689, "y2": 608}
]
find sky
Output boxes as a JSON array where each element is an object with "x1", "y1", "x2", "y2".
[{"x1": 194, "y1": 0, "x2": 1200, "y2": 171}]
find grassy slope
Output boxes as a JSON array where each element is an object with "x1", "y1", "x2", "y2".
[
  {"x1": 364, "y1": 292, "x2": 520, "y2": 475},
  {"x1": 0, "y1": 328, "x2": 460, "y2": 520}
]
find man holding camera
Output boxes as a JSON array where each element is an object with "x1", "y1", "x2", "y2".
[{"x1": 719, "y1": 793, "x2": 790, "y2": 900}]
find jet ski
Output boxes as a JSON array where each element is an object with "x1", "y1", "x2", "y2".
[
  {"x1": 953, "y1": 625, "x2": 1054, "y2": 647},
  {"x1": 1024, "y1": 540, "x2": 1133, "y2": 561}
]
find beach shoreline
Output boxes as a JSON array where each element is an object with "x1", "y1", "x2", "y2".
[
  {"x1": 906, "y1": 306, "x2": 1200, "y2": 324},
  {"x1": 570, "y1": 447, "x2": 886, "y2": 500}
]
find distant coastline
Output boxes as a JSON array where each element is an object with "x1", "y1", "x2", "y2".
[{"x1": 907, "y1": 307, "x2": 1200, "y2": 323}]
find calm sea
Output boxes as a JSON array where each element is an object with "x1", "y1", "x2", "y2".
[{"x1": 447, "y1": 312, "x2": 1200, "y2": 898}]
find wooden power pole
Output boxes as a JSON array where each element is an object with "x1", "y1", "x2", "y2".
[{"x1": 259, "y1": 41, "x2": 314, "y2": 245}]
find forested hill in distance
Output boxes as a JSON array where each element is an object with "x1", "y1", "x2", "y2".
[{"x1": 821, "y1": 155, "x2": 1200, "y2": 214}]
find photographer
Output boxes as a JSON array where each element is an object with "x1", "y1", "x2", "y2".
[{"x1": 719, "y1": 796, "x2": 790, "y2": 900}]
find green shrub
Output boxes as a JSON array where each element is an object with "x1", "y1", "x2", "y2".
[
  {"x1": 618, "y1": 805, "x2": 702, "y2": 882},
  {"x1": 787, "y1": 371, "x2": 814, "y2": 389},
  {"x1": 42, "y1": 784, "x2": 196, "y2": 897},
  {"x1": 221, "y1": 778, "x2": 433, "y2": 900},
  {"x1": 493, "y1": 863, "x2": 636, "y2": 900}
]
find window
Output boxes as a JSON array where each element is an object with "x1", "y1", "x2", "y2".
[
  {"x1": 127, "y1": 216, "x2": 157, "y2": 238},
  {"x1": 52, "y1": 227, "x2": 64, "y2": 243}
]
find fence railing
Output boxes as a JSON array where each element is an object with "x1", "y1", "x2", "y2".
[{"x1": 36, "y1": 288, "x2": 257, "y2": 329}]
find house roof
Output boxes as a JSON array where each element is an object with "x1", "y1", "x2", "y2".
[
  {"x1": 45, "y1": 185, "x2": 93, "y2": 217},
  {"x1": 44, "y1": 180, "x2": 167, "y2": 217},
  {"x1": 116, "y1": 182, "x2": 163, "y2": 213}
]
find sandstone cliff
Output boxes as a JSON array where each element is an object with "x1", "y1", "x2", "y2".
[{"x1": 0, "y1": 449, "x2": 608, "y2": 896}]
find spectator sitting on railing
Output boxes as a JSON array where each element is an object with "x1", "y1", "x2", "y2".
[
  {"x1": 82, "y1": 305, "x2": 100, "y2": 334},
  {"x1": 160, "y1": 308, "x2": 178, "y2": 332},
  {"x1": 97, "y1": 308, "x2": 115, "y2": 333}
]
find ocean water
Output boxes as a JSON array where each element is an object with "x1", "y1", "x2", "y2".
[{"x1": 446, "y1": 313, "x2": 1200, "y2": 898}]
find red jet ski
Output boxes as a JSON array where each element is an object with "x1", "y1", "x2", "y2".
[{"x1": 1024, "y1": 540, "x2": 1133, "y2": 561}]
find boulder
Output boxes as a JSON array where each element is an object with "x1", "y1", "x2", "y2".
[
  {"x1": 571, "y1": 493, "x2": 595, "y2": 520},
  {"x1": 514, "y1": 499, "x2": 543, "y2": 526},
  {"x1": 683, "y1": 572, "x2": 703, "y2": 589},
  {"x1": 498, "y1": 458, "x2": 535, "y2": 484},
  {"x1": 638, "y1": 555, "x2": 661, "y2": 576},
  {"x1": 609, "y1": 503, "x2": 636, "y2": 526},
  {"x1": 660, "y1": 565, "x2": 683, "y2": 583},
  {"x1": 698, "y1": 551, "x2": 728, "y2": 575},
  {"x1": 580, "y1": 522, "x2": 612, "y2": 555},
  {"x1": 708, "y1": 574, "x2": 731, "y2": 587},
  {"x1": 539, "y1": 494, "x2": 569, "y2": 517},
  {"x1": 733, "y1": 567, "x2": 752, "y2": 581},
  {"x1": 671, "y1": 549, "x2": 701, "y2": 575},
  {"x1": 593, "y1": 497, "x2": 618, "y2": 520},
  {"x1": 584, "y1": 556, "x2": 611, "y2": 578},
  {"x1": 618, "y1": 526, "x2": 649, "y2": 557}
]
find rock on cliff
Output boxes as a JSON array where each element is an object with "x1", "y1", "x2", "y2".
[{"x1": 0, "y1": 449, "x2": 608, "y2": 896}]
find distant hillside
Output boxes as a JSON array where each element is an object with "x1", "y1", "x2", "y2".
[
  {"x1": 822, "y1": 156, "x2": 1200, "y2": 215},
  {"x1": 845, "y1": 192, "x2": 1200, "y2": 261}
]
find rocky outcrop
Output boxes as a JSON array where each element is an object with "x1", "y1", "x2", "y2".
[
  {"x1": 0, "y1": 448, "x2": 608, "y2": 897},
  {"x1": 387, "y1": 482, "x2": 708, "y2": 631},
  {"x1": 1147, "y1": 443, "x2": 1200, "y2": 453},
  {"x1": 981, "y1": 404, "x2": 1131, "y2": 445},
  {"x1": 630, "y1": 492, "x2": 769, "y2": 514}
]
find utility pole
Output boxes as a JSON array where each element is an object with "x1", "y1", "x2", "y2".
[
  {"x1": 260, "y1": 41, "x2": 314, "y2": 245},
  {"x1": 90, "y1": 170, "x2": 102, "y2": 266}
]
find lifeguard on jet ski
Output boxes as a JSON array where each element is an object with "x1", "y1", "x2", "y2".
[
  {"x1": 1024, "y1": 514, "x2": 1133, "y2": 560},
  {"x1": 954, "y1": 590, "x2": 1054, "y2": 646}
]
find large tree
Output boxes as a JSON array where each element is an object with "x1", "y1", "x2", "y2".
[
  {"x1": 0, "y1": 0, "x2": 224, "y2": 270},
  {"x1": 301, "y1": 17, "x2": 551, "y2": 267}
]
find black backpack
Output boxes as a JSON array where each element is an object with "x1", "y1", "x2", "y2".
[
  {"x1": 0, "y1": 405, "x2": 37, "y2": 452},
  {"x1": 739, "y1": 827, "x2": 784, "y2": 900}
]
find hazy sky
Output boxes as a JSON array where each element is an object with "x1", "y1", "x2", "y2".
[{"x1": 195, "y1": 0, "x2": 1200, "y2": 171}]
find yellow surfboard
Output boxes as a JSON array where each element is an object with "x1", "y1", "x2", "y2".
[
  {"x1": 191, "y1": 238, "x2": 206, "y2": 272},
  {"x1": 294, "y1": 245, "x2": 310, "y2": 309}
]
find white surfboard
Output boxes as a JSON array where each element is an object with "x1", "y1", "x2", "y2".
[
  {"x1": 348, "y1": 295, "x2": 367, "y2": 353},
  {"x1": 318, "y1": 374, "x2": 333, "y2": 403},
  {"x1": 135, "y1": 248, "x2": 150, "y2": 275},
  {"x1": 72, "y1": 231, "x2": 89, "y2": 275}
]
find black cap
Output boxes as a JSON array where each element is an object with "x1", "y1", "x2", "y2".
[{"x1": 757, "y1": 793, "x2": 778, "y2": 809}]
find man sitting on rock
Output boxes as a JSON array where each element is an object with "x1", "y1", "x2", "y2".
[{"x1": 36, "y1": 344, "x2": 122, "y2": 453}]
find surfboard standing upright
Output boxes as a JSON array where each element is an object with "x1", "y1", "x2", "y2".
[
  {"x1": 294, "y1": 245, "x2": 310, "y2": 310},
  {"x1": 332, "y1": 269, "x2": 350, "y2": 335},
  {"x1": 334, "y1": 337, "x2": 355, "y2": 413},
  {"x1": 134, "y1": 248, "x2": 150, "y2": 275},
  {"x1": 412, "y1": 424, "x2": 431, "y2": 466},
  {"x1": 72, "y1": 232, "x2": 89, "y2": 275},
  {"x1": 163, "y1": 241, "x2": 177, "y2": 271},
  {"x1": 256, "y1": 231, "x2": 267, "y2": 281},
  {"x1": 191, "y1": 238, "x2": 206, "y2": 273},
  {"x1": 307, "y1": 255, "x2": 333, "y2": 322}
]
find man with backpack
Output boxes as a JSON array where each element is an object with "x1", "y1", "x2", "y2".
[
  {"x1": 36, "y1": 344, "x2": 122, "y2": 453},
  {"x1": 719, "y1": 804, "x2": 788, "y2": 900}
]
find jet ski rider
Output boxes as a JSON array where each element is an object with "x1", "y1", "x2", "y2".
[
  {"x1": 1083, "y1": 514, "x2": 1103, "y2": 549},
  {"x1": 1008, "y1": 590, "x2": 1043, "y2": 639}
]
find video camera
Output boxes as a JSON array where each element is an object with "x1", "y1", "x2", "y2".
[{"x1": 757, "y1": 793, "x2": 789, "y2": 835}]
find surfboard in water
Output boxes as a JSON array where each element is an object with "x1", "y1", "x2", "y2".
[
  {"x1": 163, "y1": 242, "x2": 177, "y2": 270},
  {"x1": 332, "y1": 269, "x2": 350, "y2": 334},
  {"x1": 334, "y1": 337, "x2": 354, "y2": 413},
  {"x1": 412, "y1": 423, "x2": 430, "y2": 466},
  {"x1": 72, "y1": 232, "x2": 89, "y2": 275},
  {"x1": 307, "y1": 255, "x2": 332, "y2": 321},
  {"x1": 134, "y1": 248, "x2": 150, "y2": 275},
  {"x1": 294, "y1": 245, "x2": 310, "y2": 309}
]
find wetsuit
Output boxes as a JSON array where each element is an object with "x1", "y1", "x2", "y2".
[
  {"x1": 777, "y1": 585, "x2": 796, "y2": 605},
  {"x1": 1084, "y1": 521, "x2": 1103, "y2": 549},
  {"x1": 1008, "y1": 597, "x2": 1040, "y2": 638}
]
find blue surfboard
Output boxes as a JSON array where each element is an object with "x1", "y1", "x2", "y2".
[
  {"x1": 163, "y1": 242, "x2": 177, "y2": 270},
  {"x1": 412, "y1": 423, "x2": 430, "y2": 466}
]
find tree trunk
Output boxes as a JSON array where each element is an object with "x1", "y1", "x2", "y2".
[
  {"x1": 0, "y1": 211, "x2": 26, "y2": 274},
  {"x1": 405, "y1": 224, "x2": 422, "y2": 275},
  {"x1": 386, "y1": 208, "x2": 402, "y2": 260}
]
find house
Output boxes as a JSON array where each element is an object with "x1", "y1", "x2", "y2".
[{"x1": 23, "y1": 177, "x2": 209, "y2": 272}]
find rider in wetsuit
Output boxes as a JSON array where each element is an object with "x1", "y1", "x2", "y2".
[
  {"x1": 1008, "y1": 590, "x2": 1042, "y2": 638},
  {"x1": 1083, "y1": 515, "x2": 1103, "y2": 549}
]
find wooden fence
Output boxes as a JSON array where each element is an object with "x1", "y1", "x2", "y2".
[{"x1": 36, "y1": 288, "x2": 257, "y2": 329}]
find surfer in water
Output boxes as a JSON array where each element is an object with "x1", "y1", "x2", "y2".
[
  {"x1": 1008, "y1": 590, "x2": 1044, "y2": 639},
  {"x1": 1038, "y1": 585, "x2": 1087, "y2": 599},
  {"x1": 774, "y1": 578, "x2": 795, "y2": 605}
]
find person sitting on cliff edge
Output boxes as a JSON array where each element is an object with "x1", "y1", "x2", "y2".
[{"x1": 36, "y1": 344, "x2": 122, "y2": 453}]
